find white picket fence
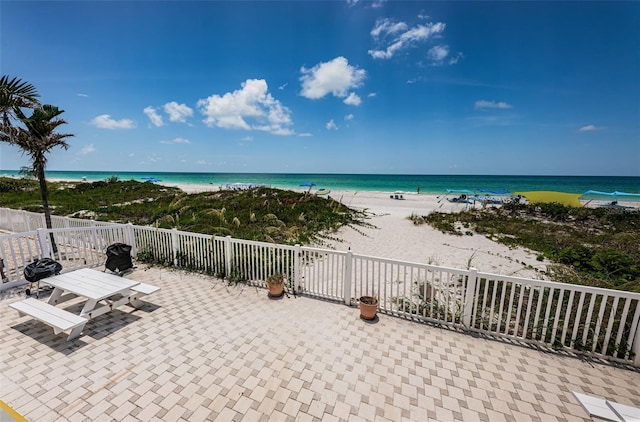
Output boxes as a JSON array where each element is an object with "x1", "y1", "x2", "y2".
[{"x1": 1, "y1": 207, "x2": 639, "y2": 367}]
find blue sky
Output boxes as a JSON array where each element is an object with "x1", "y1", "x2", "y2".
[{"x1": 1, "y1": 1, "x2": 639, "y2": 176}]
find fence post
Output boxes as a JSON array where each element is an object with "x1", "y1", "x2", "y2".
[
  {"x1": 462, "y1": 267, "x2": 478, "y2": 329},
  {"x1": 171, "y1": 228, "x2": 179, "y2": 267},
  {"x1": 293, "y1": 244, "x2": 302, "y2": 293},
  {"x1": 343, "y1": 249, "x2": 353, "y2": 306},
  {"x1": 126, "y1": 223, "x2": 136, "y2": 257},
  {"x1": 633, "y1": 318, "x2": 640, "y2": 367},
  {"x1": 224, "y1": 236, "x2": 233, "y2": 278},
  {"x1": 89, "y1": 226, "x2": 99, "y2": 260},
  {"x1": 36, "y1": 228, "x2": 51, "y2": 258}
]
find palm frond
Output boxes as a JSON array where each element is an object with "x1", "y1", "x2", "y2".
[
  {"x1": 1, "y1": 75, "x2": 41, "y2": 143},
  {"x1": 0, "y1": 75, "x2": 40, "y2": 112}
]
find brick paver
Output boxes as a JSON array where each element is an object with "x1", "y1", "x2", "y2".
[{"x1": 1, "y1": 266, "x2": 639, "y2": 421}]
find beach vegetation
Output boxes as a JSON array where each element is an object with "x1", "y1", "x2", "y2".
[
  {"x1": 0, "y1": 178, "x2": 370, "y2": 245},
  {"x1": 410, "y1": 202, "x2": 640, "y2": 291}
]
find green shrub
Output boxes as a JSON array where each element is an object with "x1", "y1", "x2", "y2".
[{"x1": 414, "y1": 202, "x2": 640, "y2": 291}]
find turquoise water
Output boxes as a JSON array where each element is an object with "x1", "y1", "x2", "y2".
[{"x1": 1, "y1": 170, "x2": 639, "y2": 198}]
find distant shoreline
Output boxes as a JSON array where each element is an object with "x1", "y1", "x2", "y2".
[
  {"x1": 2, "y1": 170, "x2": 638, "y2": 197},
  {"x1": 40, "y1": 177, "x2": 640, "y2": 211}
]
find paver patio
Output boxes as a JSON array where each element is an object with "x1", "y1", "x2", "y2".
[{"x1": 1, "y1": 266, "x2": 639, "y2": 421}]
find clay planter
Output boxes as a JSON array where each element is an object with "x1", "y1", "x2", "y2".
[
  {"x1": 266, "y1": 274, "x2": 285, "y2": 298},
  {"x1": 267, "y1": 281, "x2": 284, "y2": 298},
  {"x1": 359, "y1": 296, "x2": 379, "y2": 320}
]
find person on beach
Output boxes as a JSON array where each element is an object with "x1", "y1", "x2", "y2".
[{"x1": 417, "y1": 186, "x2": 420, "y2": 194}]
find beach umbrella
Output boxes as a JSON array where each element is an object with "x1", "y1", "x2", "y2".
[
  {"x1": 299, "y1": 182, "x2": 315, "y2": 193},
  {"x1": 583, "y1": 190, "x2": 640, "y2": 197},
  {"x1": 613, "y1": 191, "x2": 640, "y2": 197},
  {"x1": 477, "y1": 189, "x2": 510, "y2": 195},
  {"x1": 444, "y1": 189, "x2": 474, "y2": 195}
]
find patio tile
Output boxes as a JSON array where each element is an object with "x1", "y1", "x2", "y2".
[{"x1": 1, "y1": 266, "x2": 639, "y2": 421}]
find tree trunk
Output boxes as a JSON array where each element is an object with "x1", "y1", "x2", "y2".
[{"x1": 36, "y1": 165, "x2": 58, "y2": 255}]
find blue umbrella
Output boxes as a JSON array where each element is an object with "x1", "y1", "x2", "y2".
[
  {"x1": 299, "y1": 182, "x2": 316, "y2": 193},
  {"x1": 583, "y1": 190, "x2": 640, "y2": 197},
  {"x1": 478, "y1": 188, "x2": 510, "y2": 195}
]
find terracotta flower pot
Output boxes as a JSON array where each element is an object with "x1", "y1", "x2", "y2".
[
  {"x1": 267, "y1": 281, "x2": 284, "y2": 298},
  {"x1": 359, "y1": 296, "x2": 378, "y2": 320}
]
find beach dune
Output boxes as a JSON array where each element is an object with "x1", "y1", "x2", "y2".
[{"x1": 167, "y1": 183, "x2": 547, "y2": 278}]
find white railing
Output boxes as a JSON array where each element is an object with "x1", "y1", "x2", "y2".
[
  {"x1": 0, "y1": 224, "x2": 134, "y2": 288},
  {"x1": 0, "y1": 208, "x2": 114, "y2": 233},
  {"x1": 469, "y1": 271, "x2": 640, "y2": 363},
  {"x1": 1, "y1": 207, "x2": 639, "y2": 367}
]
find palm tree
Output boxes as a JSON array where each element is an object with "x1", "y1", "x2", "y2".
[
  {"x1": 0, "y1": 75, "x2": 40, "y2": 143},
  {"x1": 14, "y1": 105, "x2": 74, "y2": 254}
]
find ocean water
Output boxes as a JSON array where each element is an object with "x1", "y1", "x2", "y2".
[{"x1": 1, "y1": 170, "x2": 639, "y2": 199}]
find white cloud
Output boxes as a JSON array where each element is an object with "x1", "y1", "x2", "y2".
[
  {"x1": 426, "y1": 45, "x2": 463, "y2": 66},
  {"x1": 197, "y1": 79, "x2": 293, "y2": 135},
  {"x1": 368, "y1": 92, "x2": 377, "y2": 98},
  {"x1": 368, "y1": 18, "x2": 446, "y2": 59},
  {"x1": 300, "y1": 57, "x2": 366, "y2": 100},
  {"x1": 428, "y1": 45, "x2": 449, "y2": 62},
  {"x1": 78, "y1": 144, "x2": 95, "y2": 155},
  {"x1": 579, "y1": 125, "x2": 607, "y2": 132},
  {"x1": 143, "y1": 106, "x2": 164, "y2": 127},
  {"x1": 160, "y1": 137, "x2": 191, "y2": 145},
  {"x1": 449, "y1": 52, "x2": 464, "y2": 65},
  {"x1": 298, "y1": 132, "x2": 312, "y2": 137},
  {"x1": 90, "y1": 114, "x2": 136, "y2": 129},
  {"x1": 279, "y1": 83, "x2": 288, "y2": 90},
  {"x1": 343, "y1": 93, "x2": 362, "y2": 106},
  {"x1": 344, "y1": 114, "x2": 354, "y2": 121},
  {"x1": 76, "y1": 93, "x2": 88, "y2": 97},
  {"x1": 474, "y1": 100, "x2": 513, "y2": 110},
  {"x1": 164, "y1": 101, "x2": 193, "y2": 123},
  {"x1": 145, "y1": 154, "x2": 160, "y2": 163},
  {"x1": 370, "y1": 18, "x2": 408, "y2": 38},
  {"x1": 326, "y1": 119, "x2": 338, "y2": 130}
]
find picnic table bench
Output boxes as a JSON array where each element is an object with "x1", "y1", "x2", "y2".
[{"x1": 10, "y1": 298, "x2": 87, "y2": 335}]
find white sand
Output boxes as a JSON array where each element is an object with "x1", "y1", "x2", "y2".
[{"x1": 323, "y1": 190, "x2": 548, "y2": 279}]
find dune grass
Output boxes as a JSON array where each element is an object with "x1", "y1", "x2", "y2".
[
  {"x1": 410, "y1": 202, "x2": 640, "y2": 292},
  {"x1": 0, "y1": 177, "x2": 370, "y2": 245}
]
